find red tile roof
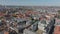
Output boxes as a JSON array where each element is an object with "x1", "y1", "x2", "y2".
[
  {"x1": 54, "y1": 26, "x2": 60, "y2": 34},
  {"x1": 0, "y1": 12, "x2": 4, "y2": 16}
]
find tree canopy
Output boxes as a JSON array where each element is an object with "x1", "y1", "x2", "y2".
[{"x1": 58, "y1": 10, "x2": 60, "y2": 14}]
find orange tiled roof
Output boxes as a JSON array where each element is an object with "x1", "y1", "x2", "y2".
[
  {"x1": 26, "y1": 11, "x2": 40, "y2": 15},
  {"x1": 54, "y1": 26, "x2": 60, "y2": 34},
  {"x1": 0, "y1": 12, "x2": 5, "y2": 16}
]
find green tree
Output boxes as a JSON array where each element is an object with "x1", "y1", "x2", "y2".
[
  {"x1": 45, "y1": 11, "x2": 48, "y2": 13},
  {"x1": 58, "y1": 10, "x2": 60, "y2": 14},
  {"x1": 57, "y1": 10, "x2": 60, "y2": 19}
]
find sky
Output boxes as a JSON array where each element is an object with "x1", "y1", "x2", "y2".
[{"x1": 0, "y1": 0, "x2": 60, "y2": 6}]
